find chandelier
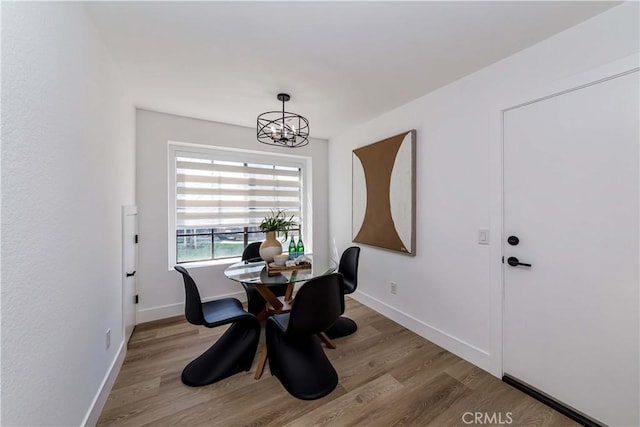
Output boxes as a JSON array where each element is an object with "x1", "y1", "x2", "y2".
[{"x1": 257, "y1": 93, "x2": 309, "y2": 148}]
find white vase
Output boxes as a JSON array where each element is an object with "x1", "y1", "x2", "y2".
[{"x1": 259, "y1": 231, "x2": 282, "y2": 262}]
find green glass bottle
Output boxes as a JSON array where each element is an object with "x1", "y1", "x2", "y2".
[
  {"x1": 296, "y1": 236, "x2": 305, "y2": 257},
  {"x1": 288, "y1": 238, "x2": 297, "y2": 260}
]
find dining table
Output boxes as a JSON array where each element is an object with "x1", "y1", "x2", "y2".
[
  {"x1": 224, "y1": 253, "x2": 338, "y2": 317},
  {"x1": 224, "y1": 253, "x2": 338, "y2": 379}
]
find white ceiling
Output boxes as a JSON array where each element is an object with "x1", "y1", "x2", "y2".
[{"x1": 85, "y1": 1, "x2": 618, "y2": 140}]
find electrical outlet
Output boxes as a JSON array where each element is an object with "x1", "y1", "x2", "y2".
[
  {"x1": 106, "y1": 329, "x2": 111, "y2": 349},
  {"x1": 390, "y1": 282, "x2": 398, "y2": 295}
]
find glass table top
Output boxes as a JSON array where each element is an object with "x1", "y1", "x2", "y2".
[{"x1": 224, "y1": 254, "x2": 337, "y2": 285}]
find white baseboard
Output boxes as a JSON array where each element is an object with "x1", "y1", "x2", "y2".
[
  {"x1": 137, "y1": 290, "x2": 247, "y2": 324},
  {"x1": 82, "y1": 339, "x2": 126, "y2": 427},
  {"x1": 351, "y1": 290, "x2": 492, "y2": 373}
]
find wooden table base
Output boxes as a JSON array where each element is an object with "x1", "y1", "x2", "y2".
[
  {"x1": 254, "y1": 344, "x2": 268, "y2": 380},
  {"x1": 252, "y1": 280, "x2": 336, "y2": 380}
]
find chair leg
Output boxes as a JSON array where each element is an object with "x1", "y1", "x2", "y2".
[
  {"x1": 324, "y1": 316, "x2": 357, "y2": 339},
  {"x1": 181, "y1": 316, "x2": 260, "y2": 387}
]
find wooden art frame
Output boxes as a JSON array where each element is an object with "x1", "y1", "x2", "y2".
[{"x1": 352, "y1": 130, "x2": 416, "y2": 255}]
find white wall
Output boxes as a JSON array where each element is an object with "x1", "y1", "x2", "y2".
[
  {"x1": 328, "y1": 2, "x2": 639, "y2": 373},
  {"x1": 1, "y1": 3, "x2": 135, "y2": 425},
  {"x1": 136, "y1": 110, "x2": 328, "y2": 322}
]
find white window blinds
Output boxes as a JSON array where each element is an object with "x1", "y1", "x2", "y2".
[{"x1": 176, "y1": 152, "x2": 302, "y2": 230}]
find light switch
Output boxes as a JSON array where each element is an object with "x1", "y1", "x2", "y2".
[{"x1": 478, "y1": 229, "x2": 489, "y2": 245}]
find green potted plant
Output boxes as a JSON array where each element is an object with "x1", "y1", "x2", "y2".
[{"x1": 258, "y1": 209, "x2": 297, "y2": 262}]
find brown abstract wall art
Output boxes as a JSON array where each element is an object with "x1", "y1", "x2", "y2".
[{"x1": 352, "y1": 130, "x2": 416, "y2": 255}]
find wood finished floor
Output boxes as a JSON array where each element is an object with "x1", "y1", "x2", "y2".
[{"x1": 98, "y1": 299, "x2": 577, "y2": 426}]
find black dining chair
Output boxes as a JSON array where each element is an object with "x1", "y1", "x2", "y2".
[
  {"x1": 265, "y1": 273, "x2": 344, "y2": 400},
  {"x1": 325, "y1": 246, "x2": 360, "y2": 339},
  {"x1": 240, "y1": 242, "x2": 288, "y2": 316},
  {"x1": 174, "y1": 265, "x2": 260, "y2": 387},
  {"x1": 241, "y1": 241, "x2": 262, "y2": 262}
]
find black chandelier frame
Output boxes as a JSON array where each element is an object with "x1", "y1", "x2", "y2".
[{"x1": 257, "y1": 93, "x2": 310, "y2": 148}]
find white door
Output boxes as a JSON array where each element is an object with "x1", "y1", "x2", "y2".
[
  {"x1": 503, "y1": 70, "x2": 639, "y2": 426},
  {"x1": 122, "y1": 205, "x2": 138, "y2": 343}
]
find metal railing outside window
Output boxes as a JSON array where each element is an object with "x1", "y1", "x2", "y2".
[{"x1": 177, "y1": 226, "x2": 301, "y2": 263}]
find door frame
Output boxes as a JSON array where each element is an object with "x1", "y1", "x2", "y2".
[
  {"x1": 122, "y1": 204, "x2": 138, "y2": 342},
  {"x1": 487, "y1": 53, "x2": 640, "y2": 377}
]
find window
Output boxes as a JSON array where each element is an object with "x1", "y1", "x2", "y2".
[{"x1": 170, "y1": 145, "x2": 307, "y2": 264}]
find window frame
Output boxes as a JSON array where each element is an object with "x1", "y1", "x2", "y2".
[{"x1": 168, "y1": 141, "x2": 312, "y2": 269}]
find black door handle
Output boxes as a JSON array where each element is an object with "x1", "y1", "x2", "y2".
[
  {"x1": 126, "y1": 270, "x2": 136, "y2": 277},
  {"x1": 507, "y1": 257, "x2": 531, "y2": 267}
]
